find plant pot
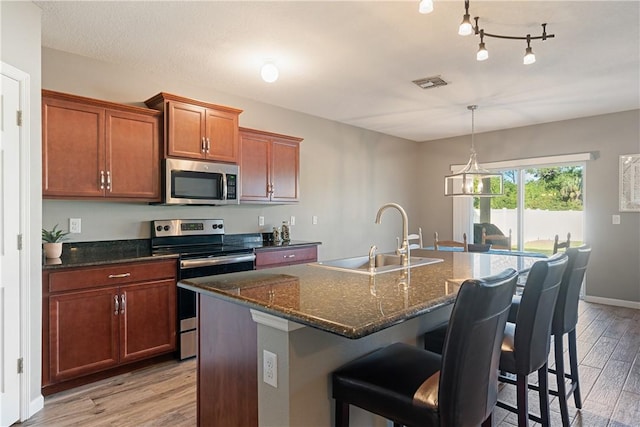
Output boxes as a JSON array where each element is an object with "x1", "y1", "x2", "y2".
[{"x1": 43, "y1": 242, "x2": 63, "y2": 259}]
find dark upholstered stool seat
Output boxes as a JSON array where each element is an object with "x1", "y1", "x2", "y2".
[
  {"x1": 332, "y1": 268, "x2": 519, "y2": 427},
  {"x1": 333, "y1": 342, "x2": 442, "y2": 426}
]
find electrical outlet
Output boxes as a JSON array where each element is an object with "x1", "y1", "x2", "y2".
[
  {"x1": 259, "y1": 216, "x2": 265, "y2": 226},
  {"x1": 290, "y1": 216, "x2": 296, "y2": 226},
  {"x1": 312, "y1": 215, "x2": 318, "y2": 225},
  {"x1": 263, "y1": 350, "x2": 278, "y2": 388},
  {"x1": 69, "y1": 218, "x2": 81, "y2": 233}
]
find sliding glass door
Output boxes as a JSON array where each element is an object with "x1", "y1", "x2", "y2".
[{"x1": 463, "y1": 161, "x2": 585, "y2": 255}]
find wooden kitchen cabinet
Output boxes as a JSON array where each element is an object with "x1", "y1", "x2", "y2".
[
  {"x1": 42, "y1": 259, "x2": 177, "y2": 393},
  {"x1": 255, "y1": 245, "x2": 317, "y2": 269},
  {"x1": 42, "y1": 90, "x2": 161, "y2": 201},
  {"x1": 145, "y1": 92, "x2": 242, "y2": 163},
  {"x1": 239, "y1": 127, "x2": 303, "y2": 203}
]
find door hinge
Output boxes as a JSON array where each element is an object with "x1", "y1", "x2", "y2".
[
  {"x1": 17, "y1": 110, "x2": 23, "y2": 127},
  {"x1": 17, "y1": 358, "x2": 23, "y2": 374},
  {"x1": 17, "y1": 234, "x2": 23, "y2": 250}
]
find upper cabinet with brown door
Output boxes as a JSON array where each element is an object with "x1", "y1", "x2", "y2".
[
  {"x1": 239, "y1": 127, "x2": 303, "y2": 203},
  {"x1": 145, "y1": 92, "x2": 242, "y2": 163},
  {"x1": 42, "y1": 90, "x2": 161, "y2": 201}
]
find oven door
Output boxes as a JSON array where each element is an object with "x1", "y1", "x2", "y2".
[{"x1": 178, "y1": 252, "x2": 255, "y2": 359}]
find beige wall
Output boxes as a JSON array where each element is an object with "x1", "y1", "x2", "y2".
[
  {"x1": 1, "y1": 0, "x2": 43, "y2": 416},
  {"x1": 417, "y1": 111, "x2": 640, "y2": 304}
]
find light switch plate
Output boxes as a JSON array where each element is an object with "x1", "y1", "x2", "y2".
[{"x1": 612, "y1": 214, "x2": 621, "y2": 225}]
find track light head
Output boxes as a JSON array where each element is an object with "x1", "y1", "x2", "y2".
[
  {"x1": 523, "y1": 36, "x2": 536, "y2": 65},
  {"x1": 418, "y1": 0, "x2": 433, "y2": 14},
  {"x1": 477, "y1": 30, "x2": 488, "y2": 61},
  {"x1": 458, "y1": 0, "x2": 473, "y2": 36},
  {"x1": 459, "y1": 13, "x2": 473, "y2": 36}
]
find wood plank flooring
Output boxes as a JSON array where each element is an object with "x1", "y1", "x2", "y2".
[{"x1": 17, "y1": 300, "x2": 640, "y2": 427}]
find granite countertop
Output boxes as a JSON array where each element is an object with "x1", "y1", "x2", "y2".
[
  {"x1": 179, "y1": 249, "x2": 542, "y2": 339},
  {"x1": 42, "y1": 237, "x2": 321, "y2": 270},
  {"x1": 42, "y1": 239, "x2": 176, "y2": 270}
]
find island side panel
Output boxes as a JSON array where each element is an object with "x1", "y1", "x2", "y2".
[
  {"x1": 255, "y1": 305, "x2": 453, "y2": 426},
  {"x1": 198, "y1": 294, "x2": 258, "y2": 426}
]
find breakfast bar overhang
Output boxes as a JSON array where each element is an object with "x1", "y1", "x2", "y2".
[{"x1": 178, "y1": 250, "x2": 541, "y2": 427}]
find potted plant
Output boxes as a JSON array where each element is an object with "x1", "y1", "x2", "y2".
[{"x1": 42, "y1": 224, "x2": 69, "y2": 259}]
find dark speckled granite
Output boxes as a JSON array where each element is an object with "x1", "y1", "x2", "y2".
[
  {"x1": 179, "y1": 250, "x2": 542, "y2": 339},
  {"x1": 42, "y1": 236, "x2": 320, "y2": 270},
  {"x1": 42, "y1": 239, "x2": 177, "y2": 269}
]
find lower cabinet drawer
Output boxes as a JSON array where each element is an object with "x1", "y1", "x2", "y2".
[
  {"x1": 47, "y1": 260, "x2": 177, "y2": 293},
  {"x1": 255, "y1": 245, "x2": 317, "y2": 269}
]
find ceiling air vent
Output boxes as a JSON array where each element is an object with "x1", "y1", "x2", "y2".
[{"x1": 412, "y1": 76, "x2": 448, "y2": 90}]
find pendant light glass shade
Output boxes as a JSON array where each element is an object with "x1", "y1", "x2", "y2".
[{"x1": 444, "y1": 106, "x2": 504, "y2": 197}]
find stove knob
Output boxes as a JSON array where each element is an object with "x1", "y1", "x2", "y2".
[
  {"x1": 212, "y1": 224, "x2": 219, "y2": 229},
  {"x1": 164, "y1": 225, "x2": 170, "y2": 231},
  {"x1": 156, "y1": 225, "x2": 162, "y2": 232}
]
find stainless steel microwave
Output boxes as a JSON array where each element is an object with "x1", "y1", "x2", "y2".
[{"x1": 161, "y1": 158, "x2": 240, "y2": 205}]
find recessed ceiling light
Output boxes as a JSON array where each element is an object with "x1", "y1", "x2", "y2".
[{"x1": 261, "y1": 62, "x2": 279, "y2": 83}]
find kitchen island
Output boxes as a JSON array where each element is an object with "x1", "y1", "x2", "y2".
[{"x1": 179, "y1": 250, "x2": 541, "y2": 427}]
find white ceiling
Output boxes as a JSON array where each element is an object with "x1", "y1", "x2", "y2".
[{"x1": 36, "y1": 1, "x2": 640, "y2": 142}]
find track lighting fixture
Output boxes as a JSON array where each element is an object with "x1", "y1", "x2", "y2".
[
  {"x1": 424, "y1": 0, "x2": 555, "y2": 65},
  {"x1": 418, "y1": 0, "x2": 433, "y2": 14}
]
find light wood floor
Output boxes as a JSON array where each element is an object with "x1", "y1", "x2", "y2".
[{"x1": 18, "y1": 301, "x2": 639, "y2": 427}]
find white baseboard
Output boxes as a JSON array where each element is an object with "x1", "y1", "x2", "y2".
[
  {"x1": 583, "y1": 295, "x2": 640, "y2": 310},
  {"x1": 27, "y1": 394, "x2": 44, "y2": 420}
]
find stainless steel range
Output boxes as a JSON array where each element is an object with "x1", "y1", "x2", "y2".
[{"x1": 151, "y1": 219, "x2": 256, "y2": 360}]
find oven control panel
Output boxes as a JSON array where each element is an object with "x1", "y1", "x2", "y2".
[{"x1": 152, "y1": 219, "x2": 224, "y2": 237}]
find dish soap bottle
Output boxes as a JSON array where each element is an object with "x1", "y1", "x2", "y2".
[{"x1": 281, "y1": 221, "x2": 290, "y2": 242}]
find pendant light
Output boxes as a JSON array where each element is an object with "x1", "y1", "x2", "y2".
[{"x1": 444, "y1": 105, "x2": 504, "y2": 197}]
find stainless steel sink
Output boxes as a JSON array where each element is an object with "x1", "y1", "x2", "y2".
[{"x1": 310, "y1": 253, "x2": 443, "y2": 275}]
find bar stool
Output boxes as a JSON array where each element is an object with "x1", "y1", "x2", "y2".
[
  {"x1": 424, "y1": 253, "x2": 568, "y2": 427},
  {"x1": 553, "y1": 232, "x2": 571, "y2": 254},
  {"x1": 332, "y1": 268, "x2": 519, "y2": 427},
  {"x1": 433, "y1": 231, "x2": 468, "y2": 251},
  {"x1": 508, "y1": 245, "x2": 591, "y2": 426},
  {"x1": 496, "y1": 253, "x2": 568, "y2": 426}
]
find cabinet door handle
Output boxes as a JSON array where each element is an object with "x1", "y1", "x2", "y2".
[
  {"x1": 114, "y1": 295, "x2": 119, "y2": 315},
  {"x1": 120, "y1": 294, "x2": 126, "y2": 314},
  {"x1": 100, "y1": 171, "x2": 105, "y2": 190},
  {"x1": 270, "y1": 183, "x2": 275, "y2": 194},
  {"x1": 106, "y1": 171, "x2": 111, "y2": 191},
  {"x1": 201, "y1": 137, "x2": 206, "y2": 153},
  {"x1": 284, "y1": 254, "x2": 296, "y2": 258},
  {"x1": 108, "y1": 272, "x2": 131, "y2": 279},
  {"x1": 206, "y1": 137, "x2": 211, "y2": 153}
]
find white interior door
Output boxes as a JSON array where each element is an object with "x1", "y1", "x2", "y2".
[{"x1": 0, "y1": 71, "x2": 22, "y2": 427}]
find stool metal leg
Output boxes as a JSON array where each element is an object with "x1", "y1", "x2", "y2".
[
  {"x1": 517, "y1": 373, "x2": 530, "y2": 427},
  {"x1": 568, "y1": 329, "x2": 582, "y2": 409},
  {"x1": 554, "y1": 334, "x2": 571, "y2": 426},
  {"x1": 538, "y1": 364, "x2": 551, "y2": 427},
  {"x1": 335, "y1": 400, "x2": 349, "y2": 427}
]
